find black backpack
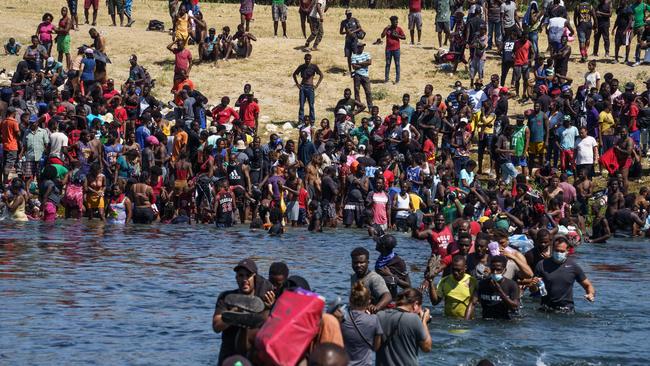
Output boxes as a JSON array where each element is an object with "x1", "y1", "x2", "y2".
[
  {"x1": 147, "y1": 20, "x2": 165, "y2": 32},
  {"x1": 638, "y1": 107, "x2": 650, "y2": 129}
]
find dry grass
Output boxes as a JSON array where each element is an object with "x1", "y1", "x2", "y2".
[{"x1": 0, "y1": 0, "x2": 645, "y2": 140}]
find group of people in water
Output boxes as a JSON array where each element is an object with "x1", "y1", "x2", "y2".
[{"x1": 1, "y1": 0, "x2": 650, "y2": 364}]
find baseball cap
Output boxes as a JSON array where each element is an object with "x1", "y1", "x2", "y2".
[
  {"x1": 84, "y1": 48, "x2": 94, "y2": 54},
  {"x1": 500, "y1": 87, "x2": 509, "y2": 93},
  {"x1": 336, "y1": 108, "x2": 347, "y2": 115},
  {"x1": 345, "y1": 8, "x2": 352, "y2": 14},
  {"x1": 234, "y1": 258, "x2": 258, "y2": 274},
  {"x1": 46, "y1": 57, "x2": 55, "y2": 66},
  {"x1": 460, "y1": 117, "x2": 469, "y2": 123},
  {"x1": 625, "y1": 82, "x2": 635, "y2": 90}
]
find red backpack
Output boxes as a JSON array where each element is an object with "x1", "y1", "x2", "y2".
[{"x1": 254, "y1": 290, "x2": 324, "y2": 366}]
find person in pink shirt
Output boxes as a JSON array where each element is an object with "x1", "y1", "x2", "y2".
[{"x1": 36, "y1": 13, "x2": 55, "y2": 56}]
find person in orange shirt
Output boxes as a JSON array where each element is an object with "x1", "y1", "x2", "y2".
[
  {"x1": 171, "y1": 119, "x2": 188, "y2": 163},
  {"x1": 1, "y1": 107, "x2": 21, "y2": 183},
  {"x1": 173, "y1": 69, "x2": 194, "y2": 105}
]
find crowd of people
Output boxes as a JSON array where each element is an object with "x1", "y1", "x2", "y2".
[{"x1": 1, "y1": 0, "x2": 649, "y2": 364}]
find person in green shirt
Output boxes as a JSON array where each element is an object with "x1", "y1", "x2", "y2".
[
  {"x1": 631, "y1": 0, "x2": 650, "y2": 65},
  {"x1": 350, "y1": 117, "x2": 373, "y2": 147},
  {"x1": 428, "y1": 255, "x2": 478, "y2": 318},
  {"x1": 511, "y1": 116, "x2": 530, "y2": 177}
]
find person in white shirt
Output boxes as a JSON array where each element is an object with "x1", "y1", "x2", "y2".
[
  {"x1": 575, "y1": 126, "x2": 599, "y2": 177},
  {"x1": 48, "y1": 121, "x2": 69, "y2": 160},
  {"x1": 583, "y1": 60, "x2": 601, "y2": 89}
]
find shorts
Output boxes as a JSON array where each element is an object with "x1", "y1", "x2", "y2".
[
  {"x1": 615, "y1": 29, "x2": 632, "y2": 46},
  {"x1": 408, "y1": 12, "x2": 423, "y2": 30},
  {"x1": 577, "y1": 22, "x2": 592, "y2": 44},
  {"x1": 241, "y1": 11, "x2": 253, "y2": 21},
  {"x1": 2, "y1": 150, "x2": 17, "y2": 175},
  {"x1": 343, "y1": 202, "x2": 364, "y2": 227},
  {"x1": 56, "y1": 35, "x2": 71, "y2": 54},
  {"x1": 436, "y1": 21, "x2": 450, "y2": 33},
  {"x1": 321, "y1": 201, "x2": 336, "y2": 220},
  {"x1": 133, "y1": 206, "x2": 155, "y2": 224},
  {"x1": 528, "y1": 141, "x2": 546, "y2": 155},
  {"x1": 84, "y1": 0, "x2": 99, "y2": 9},
  {"x1": 272, "y1": 3, "x2": 287, "y2": 22},
  {"x1": 174, "y1": 179, "x2": 188, "y2": 191},
  {"x1": 108, "y1": 0, "x2": 125, "y2": 15},
  {"x1": 511, "y1": 155, "x2": 527, "y2": 167},
  {"x1": 22, "y1": 160, "x2": 38, "y2": 177},
  {"x1": 344, "y1": 37, "x2": 358, "y2": 57},
  {"x1": 513, "y1": 65, "x2": 529, "y2": 81},
  {"x1": 85, "y1": 193, "x2": 105, "y2": 209},
  {"x1": 298, "y1": 208, "x2": 307, "y2": 224},
  {"x1": 68, "y1": 0, "x2": 78, "y2": 14},
  {"x1": 286, "y1": 201, "x2": 299, "y2": 221}
]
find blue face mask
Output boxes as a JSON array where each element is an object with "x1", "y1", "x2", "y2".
[
  {"x1": 491, "y1": 273, "x2": 503, "y2": 282},
  {"x1": 552, "y1": 251, "x2": 567, "y2": 263}
]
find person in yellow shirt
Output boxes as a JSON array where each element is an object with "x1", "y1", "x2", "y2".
[
  {"x1": 427, "y1": 255, "x2": 477, "y2": 319},
  {"x1": 475, "y1": 101, "x2": 495, "y2": 175},
  {"x1": 174, "y1": 7, "x2": 190, "y2": 46},
  {"x1": 598, "y1": 102, "x2": 616, "y2": 152}
]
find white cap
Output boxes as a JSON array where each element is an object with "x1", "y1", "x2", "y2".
[
  {"x1": 336, "y1": 108, "x2": 347, "y2": 115},
  {"x1": 46, "y1": 56, "x2": 55, "y2": 66}
]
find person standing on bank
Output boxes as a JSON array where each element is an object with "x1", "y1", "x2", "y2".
[
  {"x1": 381, "y1": 16, "x2": 406, "y2": 84},
  {"x1": 293, "y1": 53, "x2": 324, "y2": 124},
  {"x1": 340, "y1": 8, "x2": 364, "y2": 75},
  {"x1": 351, "y1": 42, "x2": 373, "y2": 111},
  {"x1": 305, "y1": 0, "x2": 327, "y2": 51}
]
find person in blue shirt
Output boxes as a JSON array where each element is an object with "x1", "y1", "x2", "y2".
[{"x1": 556, "y1": 115, "x2": 579, "y2": 174}]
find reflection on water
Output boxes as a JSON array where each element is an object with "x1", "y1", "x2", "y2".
[{"x1": 1, "y1": 222, "x2": 649, "y2": 365}]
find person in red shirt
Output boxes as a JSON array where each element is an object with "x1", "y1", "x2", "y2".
[
  {"x1": 238, "y1": 94, "x2": 260, "y2": 131},
  {"x1": 211, "y1": 96, "x2": 240, "y2": 125},
  {"x1": 167, "y1": 39, "x2": 192, "y2": 90},
  {"x1": 512, "y1": 31, "x2": 533, "y2": 101},
  {"x1": 102, "y1": 79, "x2": 120, "y2": 100},
  {"x1": 381, "y1": 16, "x2": 406, "y2": 84},
  {"x1": 0, "y1": 107, "x2": 21, "y2": 183}
]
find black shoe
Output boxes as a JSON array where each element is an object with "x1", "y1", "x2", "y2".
[
  {"x1": 224, "y1": 293, "x2": 265, "y2": 313},
  {"x1": 221, "y1": 311, "x2": 266, "y2": 329}
]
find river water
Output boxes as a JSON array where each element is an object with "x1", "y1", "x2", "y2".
[{"x1": 1, "y1": 222, "x2": 649, "y2": 365}]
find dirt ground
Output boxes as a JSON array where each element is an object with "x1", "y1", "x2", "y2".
[{"x1": 0, "y1": 0, "x2": 648, "y2": 140}]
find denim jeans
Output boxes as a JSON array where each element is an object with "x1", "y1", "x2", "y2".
[
  {"x1": 488, "y1": 20, "x2": 502, "y2": 49},
  {"x1": 385, "y1": 49, "x2": 400, "y2": 83},
  {"x1": 298, "y1": 84, "x2": 315, "y2": 123},
  {"x1": 500, "y1": 162, "x2": 517, "y2": 184}
]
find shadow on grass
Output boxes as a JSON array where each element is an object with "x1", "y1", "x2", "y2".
[
  {"x1": 370, "y1": 79, "x2": 386, "y2": 84},
  {"x1": 326, "y1": 66, "x2": 347, "y2": 74}
]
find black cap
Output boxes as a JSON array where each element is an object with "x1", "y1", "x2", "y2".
[
  {"x1": 284, "y1": 275, "x2": 311, "y2": 291},
  {"x1": 376, "y1": 234, "x2": 397, "y2": 250},
  {"x1": 234, "y1": 258, "x2": 258, "y2": 274}
]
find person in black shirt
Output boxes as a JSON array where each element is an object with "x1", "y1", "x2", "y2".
[
  {"x1": 320, "y1": 166, "x2": 339, "y2": 228},
  {"x1": 593, "y1": 0, "x2": 612, "y2": 57},
  {"x1": 612, "y1": 0, "x2": 634, "y2": 64},
  {"x1": 212, "y1": 258, "x2": 274, "y2": 365},
  {"x1": 468, "y1": 255, "x2": 520, "y2": 319},
  {"x1": 533, "y1": 237, "x2": 596, "y2": 312},
  {"x1": 374, "y1": 234, "x2": 411, "y2": 297}
]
